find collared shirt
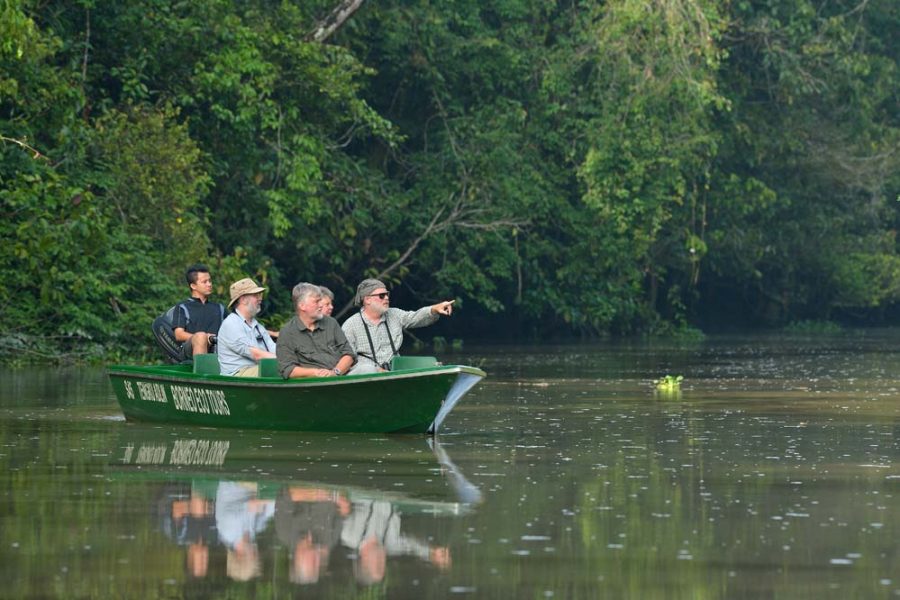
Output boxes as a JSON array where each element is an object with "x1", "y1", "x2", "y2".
[
  {"x1": 276, "y1": 315, "x2": 356, "y2": 378},
  {"x1": 217, "y1": 311, "x2": 277, "y2": 376},
  {"x1": 341, "y1": 306, "x2": 437, "y2": 369},
  {"x1": 171, "y1": 297, "x2": 224, "y2": 334},
  {"x1": 215, "y1": 482, "x2": 275, "y2": 548},
  {"x1": 340, "y1": 499, "x2": 430, "y2": 559}
]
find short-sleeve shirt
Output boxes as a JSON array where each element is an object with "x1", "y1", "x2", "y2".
[
  {"x1": 217, "y1": 311, "x2": 277, "y2": 376},
  {"x1": 172, "y1": 297, "x2": 224, "y2": 335},
  {"x1": 276, "y1": 315, "x2": 356, "y2": 378}
]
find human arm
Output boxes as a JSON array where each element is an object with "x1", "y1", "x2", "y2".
[
  {"x1": 172, "y1": 306, "x2": 191, "y2": 342},
  {"x1": 395, "y1": 300, "x2": 453, "y2": 333},
  {"x1": 333, "y1": 354, "x2": 354, "y2": 375},
  {"x1": 248, "y1": 347, "x2": 276, "y2": 361},
  {"x1": 286, "y1": 365, "x2": 328, "y2": 378},
  {"x1": 396, "y1": 305, "x2": 440, "y2": 330},
  {"x1": 284, "y1": 356, "x2": 347, "y2": 377},
  {"x1": 277, "y1": 318, "x2": 356, "y2": 378},
  {"x1": 218, "y1": 316, "x2": 273, "y2": 362},
  {"x1": 297, "y1": 322, "x2": 357, "y2": 377},
  {"x1": 330, "y1": 321, "x2": 357, "y2": 375},
  {"x1": 430, "y1": 300, "x2": 454, "y2": 316}
]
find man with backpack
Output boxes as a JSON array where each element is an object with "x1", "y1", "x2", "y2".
[{"x1": 173, "y1": 264, "x2": 225, "y2": 361}]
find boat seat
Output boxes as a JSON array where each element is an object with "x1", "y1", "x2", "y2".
[
  {"x1": 391, "y1": 355, "x2": 439, "y2": 371},
  {"x1": 193, "y1": 353, "x2": 220, "y2": 375},
  {"x1": 258, "y1": 358, "x2": 280, "y2": 378}
]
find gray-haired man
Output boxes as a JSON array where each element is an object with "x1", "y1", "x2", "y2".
[
  {"x1": 341, "y1": 279, "x2": 454, "y2": 373},
  {"x1": 276, "y1": 282, "x2": 356, "y2": 378},
  {"x1": 217, "y1": 278, "x2": 277, "y2": 377}
]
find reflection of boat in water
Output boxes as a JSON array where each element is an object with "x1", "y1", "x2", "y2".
[
  {"x1": 133, "y1": 426, "x2": 480, "y2": 585},
  {"x1": 115, "y1": 425, "x2": 482, "y2": 512}
]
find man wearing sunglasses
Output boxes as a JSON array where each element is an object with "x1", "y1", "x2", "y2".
[
  {"x1": 342, "y1": 278, "x2": 454, "y2": 373},
  {"x1": 217, "y1": 278, "x2": 278, "y2": 377}
]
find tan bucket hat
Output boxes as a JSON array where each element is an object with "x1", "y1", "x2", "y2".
[{"x1": 228, "y1": 277, "x2": 266, "y2": 308}]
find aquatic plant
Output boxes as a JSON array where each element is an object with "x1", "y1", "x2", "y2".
[{"x1": 655, "y1": 375, "x2": 683, "y2": 394}]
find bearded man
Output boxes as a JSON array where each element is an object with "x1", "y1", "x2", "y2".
[
  {"x1": 341, "y1": 279, "x2": 454, "y2": 374},
  {"x1": 217, "y1": 278, "x2": 277, "y2": 377}
]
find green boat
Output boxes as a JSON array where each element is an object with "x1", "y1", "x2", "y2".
[{"x1": 107, "y1": 356, "x2": 485, "y2": 434}]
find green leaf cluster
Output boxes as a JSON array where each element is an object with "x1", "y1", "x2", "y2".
[{"x1": 1, "y1": 0, "x2": 898, "y2": 362}]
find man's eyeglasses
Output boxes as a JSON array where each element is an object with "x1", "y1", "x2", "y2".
[{"x1": 367, "y1": 292, "x2": 390, "y2": 300}]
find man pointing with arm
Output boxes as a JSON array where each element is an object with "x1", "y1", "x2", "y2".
[{"x1": 342, "y1": 279, "x2": 454, "y2": 374}]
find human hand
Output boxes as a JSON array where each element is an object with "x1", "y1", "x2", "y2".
[
  {"x1": 314, "y1": 368, "x2": 332, "y2": 377},
  {"x1": 432, "y1": 300, "x2": 454, "y2": 316},
  {"x1": 430, "y1": 546, "x2": 451, "y2": 569}
]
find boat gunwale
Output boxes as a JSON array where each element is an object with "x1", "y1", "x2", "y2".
[{"x1": 107, "y1": 364, "x2": 486, "y2": 390}]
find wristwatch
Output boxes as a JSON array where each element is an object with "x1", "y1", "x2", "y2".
[{"x1": 333, "y1": 367, "x2": 343, "y2": 376}]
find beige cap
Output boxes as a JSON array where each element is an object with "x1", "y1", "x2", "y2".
[{"x1": 228, "y1": 277, "x2": 266, "y2": 308}]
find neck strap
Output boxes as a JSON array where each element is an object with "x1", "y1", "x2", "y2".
[{"x1": 360, "y1": 311, "x2": 397, "y2": 367}]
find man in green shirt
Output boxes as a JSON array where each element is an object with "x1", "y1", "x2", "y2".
[{"x1": 276, "y1": 282, "x2": 356, "y2": 379}]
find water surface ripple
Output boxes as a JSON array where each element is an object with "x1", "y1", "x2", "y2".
[{"x1": 0, "y1": 332, "x2": 897, "y2": 598}]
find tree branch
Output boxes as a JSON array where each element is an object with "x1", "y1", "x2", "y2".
[
  {"x1": 0, "y1": 136, "x2": 48, "y2": 160},
  {"x1": 306, "y1": 0, "x2": 366, "y2": 43}
]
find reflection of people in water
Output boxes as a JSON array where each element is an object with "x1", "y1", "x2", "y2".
[
  {"x1": 274, "y1": 486, "x2": 351, "y2": 584},
  {"x1": 215, "y1": 481, "x2": 275, "y2": 581},
  {"x1": 157, "y1": 484, "x2": 216, "y2": 579},
  {"x1": 341, "y1": 499, "x2": 451, "y2": 585}
]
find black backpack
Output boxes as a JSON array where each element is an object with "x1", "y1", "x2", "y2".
[{"x1": 151, "y1": 302, "x2": 224, "y2": 363}]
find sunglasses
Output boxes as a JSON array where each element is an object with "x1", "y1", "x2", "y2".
[{"x1": 367, "y1": 292, "x2": 390, "y2": 300}]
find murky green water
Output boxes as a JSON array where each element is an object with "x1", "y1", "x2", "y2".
[{"x1": 1, "y1": 332, "x2": 897, "y2": 598}]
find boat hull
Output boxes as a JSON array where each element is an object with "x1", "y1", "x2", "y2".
[{"x1": 107, "y1": 364, "x2": 484, "y2": 433}]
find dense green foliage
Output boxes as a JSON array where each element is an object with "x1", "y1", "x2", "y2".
[{"x1": 2, "y1": 0, "x2": 898, "y2": 361}]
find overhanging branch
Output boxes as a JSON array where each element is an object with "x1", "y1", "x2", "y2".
[{"x1": 306, "y1": 0, "x2": 365, "y2": 43}]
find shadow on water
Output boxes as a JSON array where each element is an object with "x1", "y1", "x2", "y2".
[{"x1": 0, "y1": 332, "x2": 898, "y2": 598}]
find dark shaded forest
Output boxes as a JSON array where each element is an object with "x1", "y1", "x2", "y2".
[{"x1": 2, "y1": 0, "x2": 898, "y2": 361}]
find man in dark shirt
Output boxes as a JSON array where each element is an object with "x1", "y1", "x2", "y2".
[
  {"x1": 276, "y1": 282, "x2": 356, "y2": 378},
  {"x1": 173, "y1": 264, "x2": 225, "y2": 361}
]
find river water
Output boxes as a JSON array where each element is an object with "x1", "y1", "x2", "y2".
[{"x1": 0, "y1": 332, "x2": 897, "y2": 598}]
